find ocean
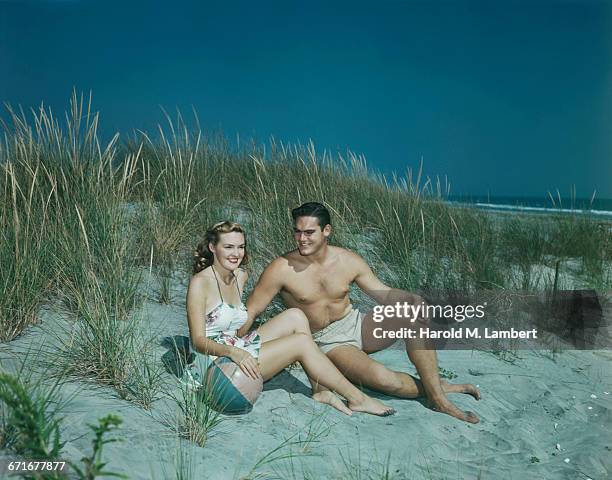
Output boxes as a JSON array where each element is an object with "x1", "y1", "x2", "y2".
[{"x1": 447, "y1": 195, "x2": 612, "y2": 219}]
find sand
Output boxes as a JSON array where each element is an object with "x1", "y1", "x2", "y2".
[{"x1": 1, "y1": 279, "x2": 611, "y2": 480}]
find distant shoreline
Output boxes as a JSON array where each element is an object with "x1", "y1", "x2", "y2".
[{"x1": 447, "y1": 199, "x2": 612, "y2": 220}]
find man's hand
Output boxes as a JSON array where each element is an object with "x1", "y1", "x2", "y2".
[
  {"x1": 228, "y1": 347, "x2": 261, "y2": 379},
  {"x1": 236, "y1": 324, "x2": 250, "y2": 337}
]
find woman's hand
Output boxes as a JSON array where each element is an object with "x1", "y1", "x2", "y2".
[{"x1": 228, "y1": 347, "x2": 261, "y2": 379}]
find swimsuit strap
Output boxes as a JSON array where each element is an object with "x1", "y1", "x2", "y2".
[
  {"x1": 210, "y1": 266, "x2": 225, "y2": 303},
  {"x1": 235, "y1": 274, "x2": 242, "y2": 299},
  {"x1": 211, "y1": 266, "x2": 241, "y2": 303}
]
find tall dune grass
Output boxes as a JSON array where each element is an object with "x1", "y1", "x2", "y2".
[
  {"x1": 0, "y1": 93, "x2": 161, "y2": 407},
  {"x1": 0, "y1": 94, "x2": 609, "y2": 382},
  {"x1": 0, "y1": 162, "x2": 53, "y2": 341}
]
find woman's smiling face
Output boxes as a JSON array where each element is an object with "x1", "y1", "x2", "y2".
[{"x1": 210, "y1": 231, "x2": 246, "y2": 271}]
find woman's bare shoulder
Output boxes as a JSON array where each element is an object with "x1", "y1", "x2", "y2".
[{"x1": 189, "y1": 268, "x2": 215, "y2": 292}]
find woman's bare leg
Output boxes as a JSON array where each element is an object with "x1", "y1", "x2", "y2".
[
  {"x1": 256, "y1": 309, "x2": 352, "y2": 414},
  {"x1": 256, "y1": 308, "x2": 311, "y2": 342},
  {"x1": 257, "y1": 333, "x2": 395, "y2": 416}
]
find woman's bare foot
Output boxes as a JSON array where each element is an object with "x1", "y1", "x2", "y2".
[
  {"x1": 348, "y1": 395, "x2": 396, "y2": 417},
  {"x1": 441, "y1": 380, "x2": 481, "y2": 400},
  {"x1": 313, "y1": 391, "x2": 353, "y2": 416},
  {"x1": 428, "y1": 395, "x2": 480, "y2": 424}
]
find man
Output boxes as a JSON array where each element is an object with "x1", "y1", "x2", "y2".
[{"x1": 242, "y1": 202, "x2": 480, "y2": 423}]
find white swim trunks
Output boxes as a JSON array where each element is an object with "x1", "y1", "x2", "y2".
[{"x1": 312, "y1": 308, "x2": 364, "y2": 354}]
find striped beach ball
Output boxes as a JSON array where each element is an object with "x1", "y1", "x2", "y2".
[{"x1": 205, "y1": 357, "x2": 263, "y2": 414}]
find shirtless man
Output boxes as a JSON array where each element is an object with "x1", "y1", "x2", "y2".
[{"x1": 240, "y1": 202, "x2": 481, "y2": 423}]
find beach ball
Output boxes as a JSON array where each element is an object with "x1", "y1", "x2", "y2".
[{"x1": 205, "y1": 357, "x2": 263, "y2": 414}]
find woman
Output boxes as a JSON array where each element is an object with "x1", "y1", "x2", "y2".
[{"x1": 184, "y1": 220, "x2": 395, "y2": 416}]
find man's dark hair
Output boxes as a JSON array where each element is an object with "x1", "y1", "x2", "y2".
[{"x1": 291, "y1": 202, "x2": 331, "y2": 229}]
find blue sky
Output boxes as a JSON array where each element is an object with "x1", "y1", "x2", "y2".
[{"x1": 1, "y1": 0, "x2": 610, "y2": 197}]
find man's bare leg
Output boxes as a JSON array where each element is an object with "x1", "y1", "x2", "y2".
[
  {"x1": 312, "y1": 349, "x2": 479, "y2": 400},
  {"x1": 326, "y1": 346, "x2": 479, "y2": 399},
  {"x1": 359, "y1": 304, "x2": 480, "y2": 424},
  {"x1": 403, "y1": 349, "x2": 479, "y2": 423}
]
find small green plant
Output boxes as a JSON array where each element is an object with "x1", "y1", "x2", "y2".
[
  {"x1": 488, "y1": 348, "x2": 521, "y2": 365},
  {"x1": 338, "y1": 446, "x2": 400, "y2": 480},
  {"x1": 169, "y1": 379, "x2": 225, "y2": 448},
  {"x1": 0, "y1": 401, "x2": 17, "y2": 451},
  {"x1": 296, "y1": 412, "x2": 332, "y2": 454},
  {"x1": 0, "y1": 371, "x2": 126, "y2": 480},
  {"x1": 0, "y1": 372, "x2": 65, "y2": 461},
  {"x1": 157, "y1": 273, "x2": 173, "y2": 304},
  {"x1": 69, "y1": 414, "x2": 127, "y2": 480},
  {"x1": 124, "y1": 351, "x2": 165, "y2": 410},
  {"x1": 158, "y1": 439, "x2": 195, "y2": 480},
  {"x1": 438, "y1": 367, "x2": 457, "y2": 380},
  {"x1": 241, "y1": 433, "x2": 315, "y2": 480}
]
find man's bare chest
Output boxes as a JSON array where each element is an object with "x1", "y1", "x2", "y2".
[{"x1": 282, "y1": 266, "x2": 352, "y2": 304}]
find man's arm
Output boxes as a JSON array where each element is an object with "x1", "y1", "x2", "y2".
[
  {"x1": 351, "y1": 251, "x2": 416, "y2": 305},
  {"x1": 238, "y1": 258, "x2": 285, "y2": 335},
  {"x1": 351, "y1": 252, "x2": 393, "y2": 303}
]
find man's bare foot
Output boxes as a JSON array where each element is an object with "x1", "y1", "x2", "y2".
[
  {"x1": 313, "y1": 391, "x2": 352, "y2": 416},
  {"x1": 428, "y1": 395, "x2": 479, "y2": 424},
  {"x1": 349, "y1": 396, "x2": 396, "y2": 417},
  {"x1": 441, "y1": 380, "x2": 481, "y2": 400}
]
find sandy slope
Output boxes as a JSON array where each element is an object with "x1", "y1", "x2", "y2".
[{"x1": 1, "y1": 288, "x2": 611, "y2": 479}]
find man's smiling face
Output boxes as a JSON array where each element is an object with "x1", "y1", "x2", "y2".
[{"x1": 293, "y1": 215, "x2": 331, "y2": 256}]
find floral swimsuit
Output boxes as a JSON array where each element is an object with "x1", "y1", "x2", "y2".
[{"x1": 183, "y1": 268, "x2": 261, "y2": 387}]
